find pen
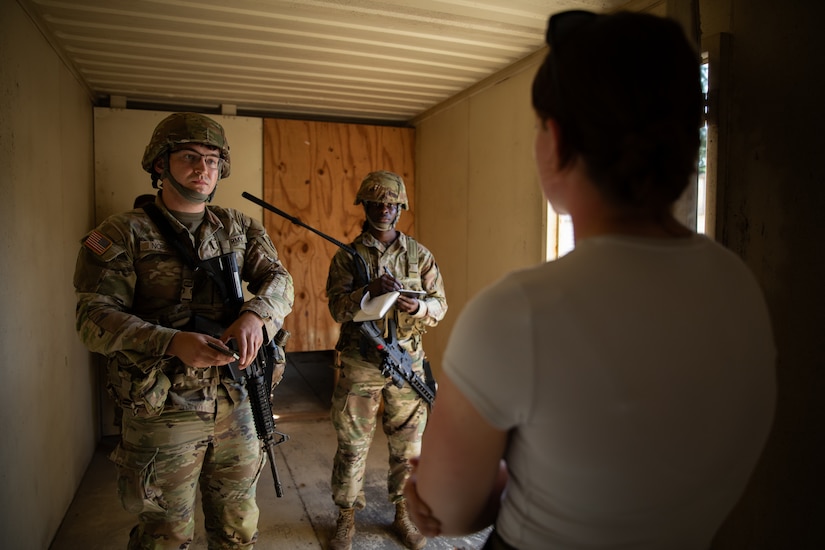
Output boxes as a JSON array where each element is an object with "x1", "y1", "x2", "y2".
[
  {"x1": 384, "y1": 266, "x2": 402, "y2": 291},
  {"x1": 207, "y1": 341, "x2": 240, "y2": 361}
]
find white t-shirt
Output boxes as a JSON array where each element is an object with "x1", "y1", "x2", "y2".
[{"x1": 443, "y1": 234, "x2": 775, "y2": 550}]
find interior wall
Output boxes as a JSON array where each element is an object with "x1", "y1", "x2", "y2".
[
  {"x1": 706, "y1": 0, "x2": 825, "y2": 547},
  {"x1": 414, "y1": 63, "x2": 546, "y2": 373},
  {"x1": 0, "y1": 1, "x2": 95, "y2": 547}
]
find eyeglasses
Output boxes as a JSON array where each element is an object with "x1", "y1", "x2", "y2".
[
  {"x1": 171, "y1": 148, "x2": 224, "y2": 171},
  {"x1": 545, "y1": 10, "x2": 599, "y2": 122}
]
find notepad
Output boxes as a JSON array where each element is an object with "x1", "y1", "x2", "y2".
[{"x1": 353, "y1": 291, "x2": 400, "y2": 322}]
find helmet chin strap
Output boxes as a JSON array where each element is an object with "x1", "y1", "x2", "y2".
[{"x1": 162, "y1": 167, "x2": 213, "y2": 204}]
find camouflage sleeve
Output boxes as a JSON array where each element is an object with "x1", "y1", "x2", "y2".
[
  {"x1": 326, "y1": 248, "x2": 367, "y2": 323},
  {"x1": 413, "y1": 242, "x2": 448, "y2": 327},
  {"x1": 238, "y1": 215, "x2": 294, "y2": 339},
  {"x1": 73, "y1": 221, "x2": 177, "y2": 368}
]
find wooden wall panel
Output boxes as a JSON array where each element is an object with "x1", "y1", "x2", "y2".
[{"x1": 263, "y1": 119, "x2": 415, "y2": 352}]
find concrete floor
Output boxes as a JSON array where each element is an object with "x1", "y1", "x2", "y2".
[{"x1": 49, "y1": 351, "x2": 490, "y2": 549}]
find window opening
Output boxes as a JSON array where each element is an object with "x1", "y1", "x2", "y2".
[{"x1": 698, "y1": 60, "x2": 709, "y2": 234}]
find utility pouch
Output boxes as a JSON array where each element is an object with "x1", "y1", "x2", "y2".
[
  {"x1": 267, "y1": 329, "x2": 290, "y2": 390},
  {"x1": 109, "y1": 443, "x2": 167, "y2": 514},
  {"x1": 107, "y1": 359, "x2": 171, "y2": 418}
]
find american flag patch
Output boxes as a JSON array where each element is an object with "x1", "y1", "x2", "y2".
[{"x1": 84, "y1": 230, "x2": 113, "y2": 255}]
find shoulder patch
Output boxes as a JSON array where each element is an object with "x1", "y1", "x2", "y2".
[{"x1": 83, "y1": 230, "x2": 113, "y2": 256}]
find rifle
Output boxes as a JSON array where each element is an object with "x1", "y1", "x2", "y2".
[
  {"x1": 213, "y1": 252, "x2": 291, "y2": 497},
  {"x1": 359, "y1": 319, "x2": 435, "y2": 404},
  {"x1": 242, "y1": 192, "x2": 435, "y2": 407}
]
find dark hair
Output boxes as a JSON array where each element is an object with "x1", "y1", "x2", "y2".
[{"x1": 532, "y1": 11, "x2": 702, "y2": 210}]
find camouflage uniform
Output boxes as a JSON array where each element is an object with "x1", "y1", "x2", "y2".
[
  {"x1": 326, "y1": 230, "x2": 447, "y2": 508},
  {"x1": 74, "y1": 196, "x2": 293, "y2": 549}
]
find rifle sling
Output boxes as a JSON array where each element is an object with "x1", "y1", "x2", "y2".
[{"x1": 141, "y1": 203, "x2": 231, "y2": 303}]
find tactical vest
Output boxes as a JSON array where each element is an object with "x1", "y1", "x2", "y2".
[
  {"x1": 352, "y1": 237, "x2": 426, "y2": 348},
  {"x1": 139, "y1": 204, "x2": 238, "y2": 331},
  {"x1": 109, "y1": 206, "x2": 242, "y2": 416}
]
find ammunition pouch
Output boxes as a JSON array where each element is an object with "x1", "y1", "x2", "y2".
[
  {"x1": 269, "y1": 340, "x2": 287, "y2": 389},
  {"x1": 262, "y1": 329, "x2": 289, "y2": 391},
  {"x1": 106, "y1": 355, "x2": 171, "y2": 418},
  {"x1": 395, "y1": 309, "x2": 428, "y2": 345}
]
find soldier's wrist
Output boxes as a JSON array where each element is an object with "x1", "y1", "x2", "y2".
[{"x1": 241, "y1": 310, "x2": 266, "y2": 327}]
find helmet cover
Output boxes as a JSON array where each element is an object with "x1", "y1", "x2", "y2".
[
  {"x1": 141, "y1": 112, "x2": 231, "y2": 179},
  {"x1": 354, "y1": 170, "x2": 408, "y2": 210}
]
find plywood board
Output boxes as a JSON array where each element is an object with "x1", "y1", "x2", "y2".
[{"x1": 263, "y1": 119, "x2": 415, "y2": 352}]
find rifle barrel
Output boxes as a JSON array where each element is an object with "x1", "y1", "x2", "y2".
[{"x1": 242, "y1": 192, "x2": 357, "y2": 256}]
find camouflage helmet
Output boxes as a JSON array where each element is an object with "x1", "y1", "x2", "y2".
[
  {"x1": 141, "y1": 112, "x2": 231, "y2": 179},
  {"x1": 354, "y1": 170, "x2": 408, "y2": 210}
]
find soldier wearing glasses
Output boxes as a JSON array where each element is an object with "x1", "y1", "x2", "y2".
[{"x1": 74, "y1": 112, "x2": 294, "y2": 548}]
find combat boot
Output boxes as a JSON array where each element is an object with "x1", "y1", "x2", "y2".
[
  {"x1": 329, "y1": 507, "x2": 355, "y2": 550},
  {"x1": 392, "y1": 500, "x2": 427, "y2": 549}
]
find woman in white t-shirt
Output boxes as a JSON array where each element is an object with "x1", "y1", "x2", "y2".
[{"x1": 404, "y1": 10, "x2": 776, "y2": 550}]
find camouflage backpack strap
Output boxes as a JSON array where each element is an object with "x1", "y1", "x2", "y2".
[
  {"x1": 142, "y1": 203, "x2": 201, "y2": 304},
  {"x1": 141, "y1": 204, "x2": 236, "y2": 309},
  {"x1": 406, "y1": 236, "x2": 419, "y2": 283},
  {"x1": 403, "y1": 236, "x2": 436, "y2": 399}
]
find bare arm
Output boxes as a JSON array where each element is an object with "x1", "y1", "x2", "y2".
[{"x1": 404, "y1": 374, "x2": 509, "y2": 536}]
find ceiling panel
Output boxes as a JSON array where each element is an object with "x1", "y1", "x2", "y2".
[{"x1": 19, "y1": 0, "x2": 634, "y2": 123}]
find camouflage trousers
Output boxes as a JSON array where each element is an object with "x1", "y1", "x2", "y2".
[
  {"x1": 330, "y1": 354, "x2": 428, "y2": 508},
  {"x1": 110, "y1": 386, "x2": 264, "y2": 549}
]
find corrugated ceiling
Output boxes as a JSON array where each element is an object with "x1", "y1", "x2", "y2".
[{"x1": 19, "y1": 0, "x2": 634, "y2": 124}]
